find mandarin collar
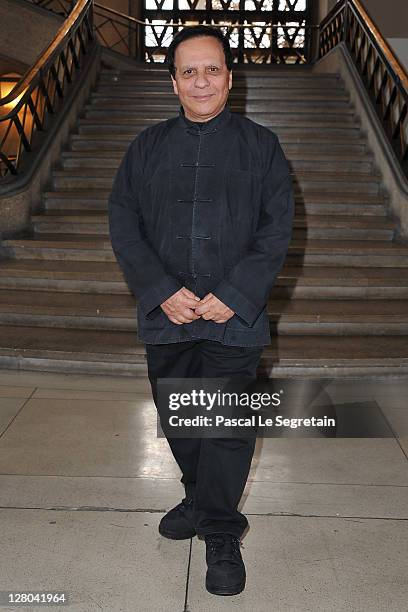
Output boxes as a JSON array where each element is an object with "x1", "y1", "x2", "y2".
[{"x1": 178, "y1": 103, "x2": 231, "y2": 134}]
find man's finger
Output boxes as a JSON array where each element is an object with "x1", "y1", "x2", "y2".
[
  {"x1": 169, "y1": 315, "x2": 198, "y2": 324},
  {"x1": 171, "y1": 315, "x2": 190, "y2": 324},
  {"x1": 181, "y1": 297, "x2": 201, "y2": 309},
  {"x1": 180, "y1": 308, "x2": 200, "y2": 321},
  {"x1": 195, "y1": 298, "x2": 215, "y2": 315},
  {"x1": 201, "y1": 309, "x2": 217, "y2": 320},
  {"x1": 181, "y1": 287, "x2": 200, "y2": 301},
  {"x1": 199, "y1": 293, "x2": 212, "y2": 304},
  {"x1": 164, "y1": 308, "x2": 196, "y2": 324},
  {"x1": 177, "y1": 316, "x2": 197, "y2": 324},
  {"x1": 195, "y1": 304, "x2": 212, "y2": 316}
]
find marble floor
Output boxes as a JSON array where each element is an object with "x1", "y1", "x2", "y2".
[{"x1": 0, "y1": 370, "x2": 407, "y2": 612}]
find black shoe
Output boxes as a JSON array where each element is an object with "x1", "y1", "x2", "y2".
[
  {"x1": 158, "y1": 497, "x2": 196, "y2": 540},
  {"x1": 204, "y1": 533, "x2": 246, "y2": 595}
]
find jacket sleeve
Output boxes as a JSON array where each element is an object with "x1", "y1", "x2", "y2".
[
  {"x1": 212, "y1": 131, "x2": 295, "y2": 327},
  {"x1": 108, "y1": 135, "x2": 182, "y2": 319}
]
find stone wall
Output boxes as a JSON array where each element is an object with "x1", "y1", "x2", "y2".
[{"x1": 0, "y1": 0, "x2": 62, "y2": 66}]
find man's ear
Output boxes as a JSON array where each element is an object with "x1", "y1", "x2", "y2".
[
  {"x1": 229, "y1": 70, "x2": 232, "y2": 90},
  {"x1": 171, "y1": 75, "x2": 178, "y2": 96}
]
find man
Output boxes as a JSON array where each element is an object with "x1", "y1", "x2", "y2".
[{"x1": 108, "y1": 25, "x2": 294, "y2": 596}]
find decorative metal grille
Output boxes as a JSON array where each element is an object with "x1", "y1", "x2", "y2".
[
  {"x1": 22, "y1": 0, "x2": 314, "y2": 64},
  {"x1": 143, "y1": 0, "x2": 314, "y2": 64}
]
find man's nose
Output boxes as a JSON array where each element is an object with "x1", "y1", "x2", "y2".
[{"x1": 194, "y1": 71, "x2": 211, "y2": 88}]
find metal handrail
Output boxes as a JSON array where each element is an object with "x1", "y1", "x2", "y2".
[
  {"x1": 319, "y1": 0, "x2": 407, "y2": 178},
  {"x1": 320, "y1": 0, "x2": 408, "y2": 90},
  {"x1": 0, "y1": 0, "x2": 95, "y2": 177}
]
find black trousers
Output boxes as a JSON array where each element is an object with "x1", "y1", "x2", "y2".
[{"x1": 145, "y1": 339, "x2": 263, "y2": 538}]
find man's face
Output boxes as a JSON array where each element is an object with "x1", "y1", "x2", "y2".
[{"x1": 171, "y1": 35, "x2": 232, "y2": 122}]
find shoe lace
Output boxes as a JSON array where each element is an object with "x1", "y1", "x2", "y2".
[{"x1": 207, "y1": 534, "x2": 244, "y2": 559}]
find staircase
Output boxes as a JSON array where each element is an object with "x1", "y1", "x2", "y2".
[{"x1": 1, "y1": 63, "x2": 408, "y2": 376}]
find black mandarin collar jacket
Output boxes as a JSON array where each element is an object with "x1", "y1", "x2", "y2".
[{"x1": 108, "y1": 102, "x2": 295, "y2": 347}]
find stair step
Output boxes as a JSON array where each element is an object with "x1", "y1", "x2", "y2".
[
  {"x1": 3, "y1": 235, "x2": 408, "y2": 266},
  {"x1": 83, "y1": 102, "x2": 355, "y2": 116},
  {"x1": 43, "y1": 202, "x2": 386, "y2": 217},
  {"x1": 90, "y1": 91, "x2": 351, "y2": 103},
  {"x1": 70, "y1": 131, "x2": 367, "y2": 146},
  {"x1": 33, "y1": 211, "x2": 392, "y2": 225},
  {"x1": 60, "y1": 150, "x2": 374, "y2": 175},
  {"x1": 294, "y1": 192, "x2": 387, "y2": 206},
  {"x1": 0, "y1": 261, "x2": 406, "y2": 298},
  {"x1": 30, "y1": 227, "x2": 393, "y2": 241},
  {"x1": 43, "y1": 190, "x2": 385, "y2": 203},
  {"x1": 50, "y1": 169, "x2": 382, "y2": 193},
  {"x1": 295, "y1": 171, "x2": 382, "y2": 194},
  {"x1": 0, "y1": 292, "x2": 406, "y2": 335},
  {"x1": 78, "y1": 113, "x2": 358, "y2": 126},
  {"x1": 44, "y1": 190, "x2": 111, "y2": 208},
  {"x1": 0, "y1": 260, "x2": 128, "y2": 293},
  {"x1": 43, "y1": 191, "x2": 388, "y2": 216},
  {"x1": 31, "y1": 212, "x2": 394, "y2": 240},
  {"x1": 94, "y1": 84, "x2": 345, "y2": 98},
  {"x1": 97, "y1": 76, "x2": 343, "y2": 89},
  {"x1": 62, "y1": 150, "x2": 372, "y2": 161},
  {"x1": 291, "y1": 156, "x2": 372, "y2": 173},
  {"x1": 77, "y1": 125, "x2": 363, "y2": 139},
  {"x1": 70, "y1": 137, "x2": 368, "y2": 155},
  {"x1": 50, "y1": 168, "x2": 381, "y2": 181},
  {"x1": 275, "y1": 266, "x2": 408, "y2": 298},
  {"x1": 77, "y1": 125, "x2": 363, "y2": 140},
  {"x1": 268, "y1": 300, "x2": 408, "y2": 334},
  {"x1": 0, "y1": 326, "x2": 406, "y2": 377},
  {"x1": 283, "y1": 141, "x2": 368, "y2": 154},
  {"x1": 92, "y1": 84, "x2": 349, "y2": 96}
]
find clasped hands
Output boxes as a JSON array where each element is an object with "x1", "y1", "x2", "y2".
[{"x1": 161, "y1": 287, "x2": 235, "y2": 325}]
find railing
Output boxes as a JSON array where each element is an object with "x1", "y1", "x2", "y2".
[
  {"x1": 25, "y1": 0, "x2": 316, "y2": 65},
  {"x1": 12, "y1": 0, "x2": 408, "y2": 178},
  {"x1": 0, "y1": 0, "x2": 95, "y2": 178},
  {"x1": 319, "y1": 0, "x2": 408, "y2": 178}
]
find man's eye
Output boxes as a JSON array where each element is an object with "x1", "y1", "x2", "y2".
[{"x1": 183, "y1": 67, "x2": 219, "y2": 75}]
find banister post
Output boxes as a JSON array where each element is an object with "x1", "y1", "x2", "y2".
[{"x1": 343, "y1": 0, "x2": 349, "y2": 47}]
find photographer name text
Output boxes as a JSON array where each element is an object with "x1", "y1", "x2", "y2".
[{"x1": 167, "y1": 415, "x2": 336, "y2": 429}]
